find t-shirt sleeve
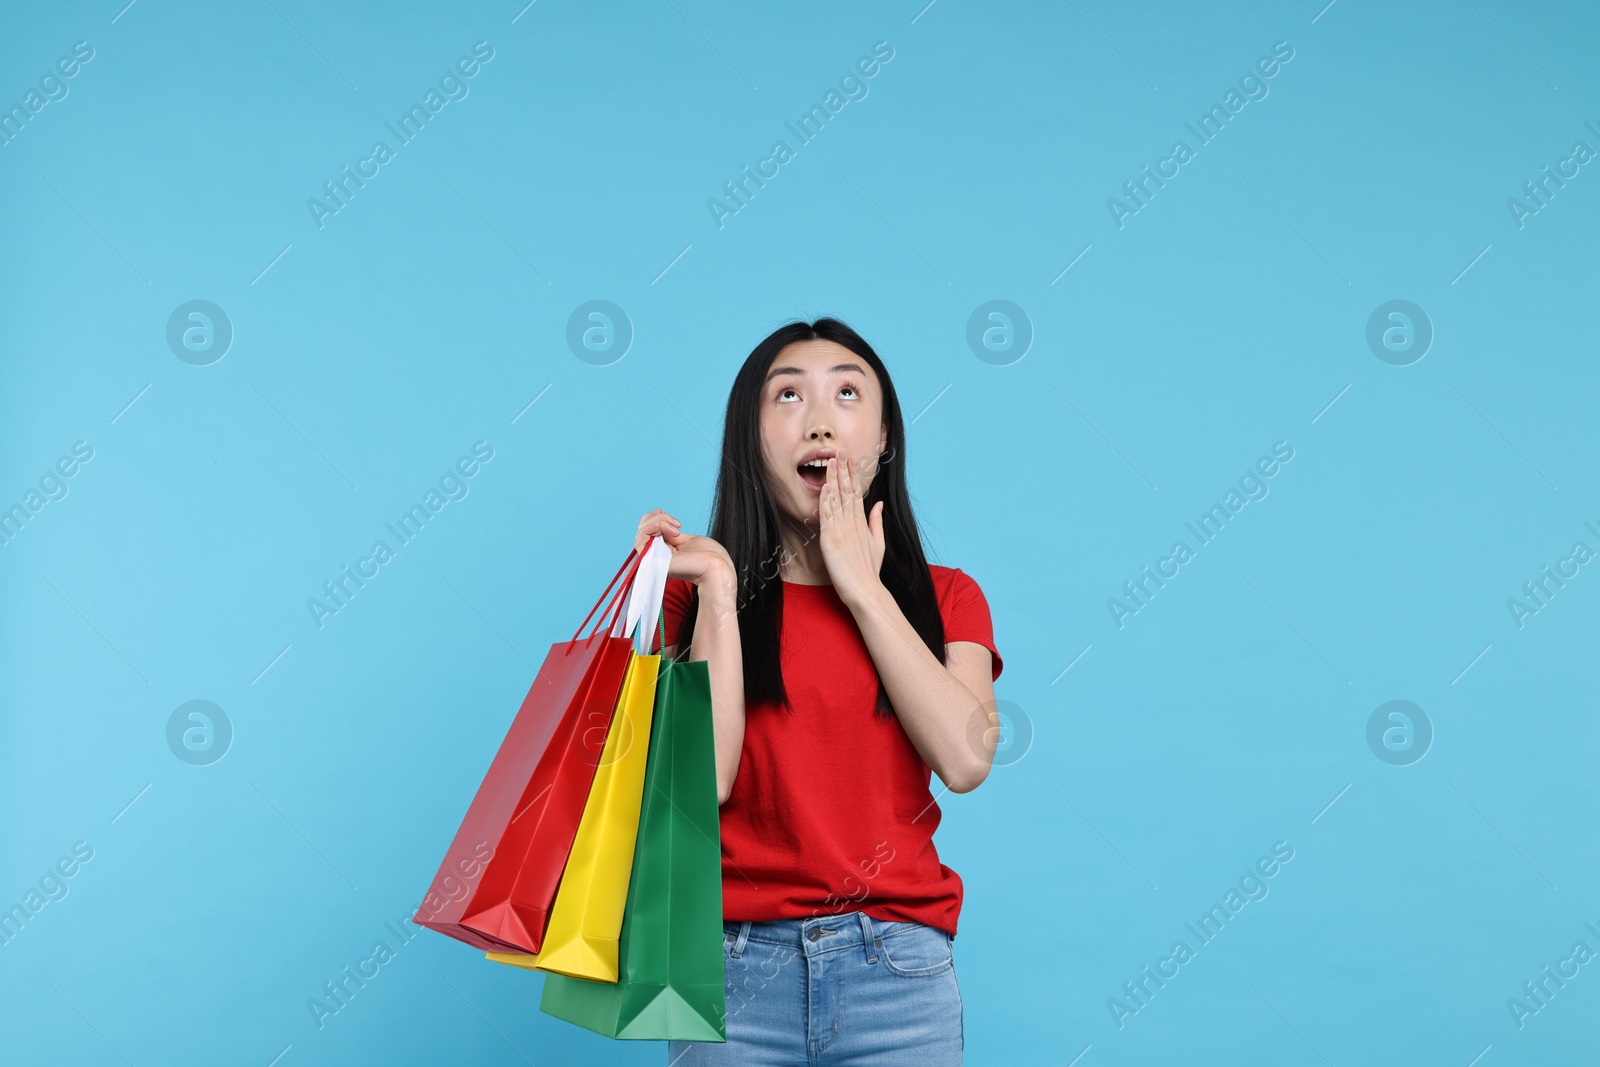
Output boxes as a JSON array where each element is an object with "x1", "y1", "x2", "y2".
[
  {"x1": 942, "y1": 568, "x2": 1003, "y2": 681},
  {"x1": 653, "y1": 577, "x2": 696, "y2": 653}
]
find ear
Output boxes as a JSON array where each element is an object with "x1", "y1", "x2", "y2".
[{"x1": 878, "y1": 425, "x2": 888, "y2": 456}]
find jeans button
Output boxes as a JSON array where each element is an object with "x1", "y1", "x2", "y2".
[{"x1": 806, "y1": 927, "x2": 822, "y2": 942}]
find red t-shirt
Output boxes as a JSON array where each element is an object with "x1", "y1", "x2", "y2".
[{"x1": 655, "y1": 565, "x2": 1003, "y2": 938}]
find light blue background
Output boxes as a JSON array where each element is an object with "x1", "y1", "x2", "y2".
[{"x1": 2, "y1": 0, "x2": 1597, "y2": 1064}]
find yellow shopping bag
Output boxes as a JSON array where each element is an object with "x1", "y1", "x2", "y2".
[
  {"x1": 485, "y1": 949, "x2": 541, "y2": 970},
  {"x1": 502, "y1": 647, "x2": 660, "y2": 983}
]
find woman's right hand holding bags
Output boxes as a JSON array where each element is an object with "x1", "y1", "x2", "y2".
[{"x1": 635, "y1": 508, "x2": 734, "y2": 588}]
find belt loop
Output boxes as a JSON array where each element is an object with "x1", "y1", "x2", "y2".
[
  {"x1": 731, "y1": 920, "x2": 752, "y2": 958},
  {"x1": 859, "y1": 911, "x2": 878, "y2": 964}
]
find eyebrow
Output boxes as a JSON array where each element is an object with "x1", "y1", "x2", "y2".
[{"x1": 764, "y1": 362, "x2": 868, "y2": 385}]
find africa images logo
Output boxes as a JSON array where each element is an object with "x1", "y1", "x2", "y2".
[
  {"x1": 706, "y1": 40, "x2": 895, "y2": 229},
  {"x1": 307, "y1": 441, "x2": 494, "y2": 629},
  {"x1": 1105, "y1": 40, "x2": 1295, "y2": 229},
  {"x1": 306, "y1": 42, "x2": 495, "y2": 230}
]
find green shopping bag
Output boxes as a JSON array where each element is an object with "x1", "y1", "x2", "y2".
[{"x1": 537, "y1": 640, "x2": 727, "y2": 1041}]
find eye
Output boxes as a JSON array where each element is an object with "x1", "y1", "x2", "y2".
[
  {"x1": 839, "y1": 383, "x2": 860, "y2": 399},
  {"x1": 777, "y1": 386, "x2": 799, "y2": 403}
]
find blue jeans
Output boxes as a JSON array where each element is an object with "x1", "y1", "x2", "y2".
[{"x1": 667, "y1": 911, "x2": 963, "y2": 1066}]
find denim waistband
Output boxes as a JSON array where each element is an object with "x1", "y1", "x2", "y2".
[{"x1": 722, "y1": 912, "x2": 941, "y2": 961}]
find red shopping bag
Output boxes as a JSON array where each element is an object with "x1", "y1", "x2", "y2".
[{"x1": 413, "y1": 544, "x2": 651, "y2": 953}]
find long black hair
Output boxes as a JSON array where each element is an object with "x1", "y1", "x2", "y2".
[{"x1": 672, "y1": 317, "x2": 946, "y2": 718}]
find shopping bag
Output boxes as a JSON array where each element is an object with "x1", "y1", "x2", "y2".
[
  {"x1": 529, "y1": 643, "x2": 660, "y2": 982},
  {"x1": 483, "y1": 536, "x2": 674, "y2": 956},
  {"x1": 412, "y1": 542, "x2": 652, "y2": 953},
  {"x1": 481, "y1": 538, "x2": 674, "y2": 978},
  {"x1": 524, "y1": 647, "x2": 727, "y2": 1041}
]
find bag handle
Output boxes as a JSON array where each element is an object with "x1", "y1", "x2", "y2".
[
  {"x1": 610, "y1": 535, "x2": 672, "y2": 654},
  {"x1": 565, "y1": 541, "x2": 652, "y2": 651}
]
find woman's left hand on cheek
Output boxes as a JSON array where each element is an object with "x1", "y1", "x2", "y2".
[{"x1": 819, "y1": 445, "x2": 886, "y2": 606}]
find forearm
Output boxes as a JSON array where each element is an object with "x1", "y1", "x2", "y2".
[
  {"x1": 846, "y1": 583, "x2": 989, "y2": 792},
  {"x1": 688, "y1": 566, "x2": 746, "y2": 805}
]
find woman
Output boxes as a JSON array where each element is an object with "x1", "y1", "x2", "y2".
[{"x1": 634, "y1": 317, "x2": 1004, "y2": 1065}]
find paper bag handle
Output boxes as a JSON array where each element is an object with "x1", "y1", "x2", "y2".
[
  {"x1": 609, "y1": 535, "x2": 673, "y2": 654},
  {"x1": 566, "y1": 541, "x2": 651, "y2": 650}
]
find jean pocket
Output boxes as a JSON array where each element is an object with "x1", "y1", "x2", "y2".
[{"x1": 876, "y1": 923, "x2": 954, "y2": 978}]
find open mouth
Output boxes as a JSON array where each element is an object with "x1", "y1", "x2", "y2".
[{"x1": 797, "y1": 459, "x2": 828, "y2": 492}]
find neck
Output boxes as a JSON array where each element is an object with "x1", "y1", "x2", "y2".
[{"x1": 777, "y1": 518, "x2": 829, "y2": 584}]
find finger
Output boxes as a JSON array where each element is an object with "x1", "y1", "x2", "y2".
[
  {"x1": 843, "y1": 453, "x2": 863, "y2": 517},
  {"x1": 636, "y1": 511, "x2": 675, "y2": 543},
  {"x1": 640, "y1": 520, "x2": 678, "y2": 552}
]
